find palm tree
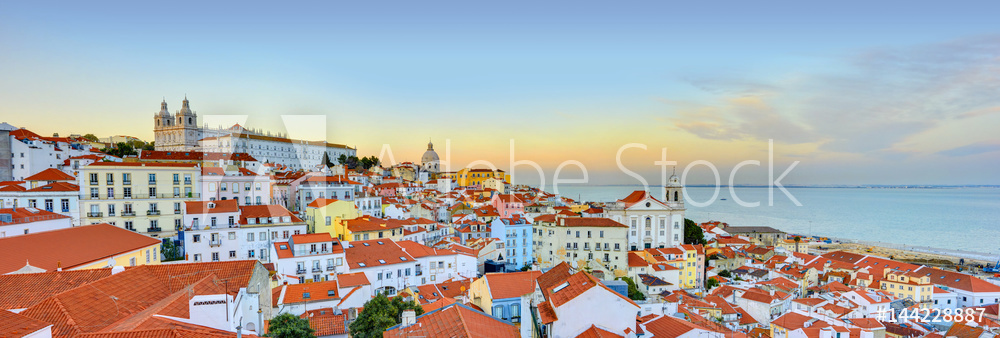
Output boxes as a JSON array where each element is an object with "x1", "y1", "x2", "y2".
[{"x1": 794, "y1": 236, "x2": 801, "y2": 253}]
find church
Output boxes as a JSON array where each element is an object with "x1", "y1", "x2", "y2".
[
  {"x1": 604, "y1": 173, "x2": 686, "y2": 250},
  {"x1": 152, "y1": 97, "x2": 356, "y2": 170}
]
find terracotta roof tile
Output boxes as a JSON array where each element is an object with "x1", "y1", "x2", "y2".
[
  {"x1": 484, "y1": 270, "x2": 542, "y2": 300},
  {"x1": 336, "y1": 272, "x2": 370, "y2": 287},
  {"x1": 575, "y1": 324, "x2": 624, "y2": 337},
  {"x1": 0, "y1": 223, "x2": 161, "y2": 274},
  {"x1": 25, "y1": 181, "x2": 80, "y2": 192},
  {"x1": 24, "y1": 168, "x2": 76, "y2": 181},
  {"x1": 0, "y1": 268, "x2": 112, "y2": 311},
  {"x1": 282, "y1": 280, "x2": 340, "y2": 304},
  {"x1": 301, "y1": 308, "x2": 347, "y2": 336},
  {"x1": 345, "y1": 239, "x2": 414, "y2": 269},
  {"x1": 383, "y1": 303, "x2": 518, "y2": 338},
  {"x1": 0, "y1": 308, "x2": 51, "y2": 337}
]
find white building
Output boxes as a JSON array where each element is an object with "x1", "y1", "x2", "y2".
[
  {"x1": 8, "y1": 127, "x2": 96, "y2": 181},
  {"x1": 397, "y1": 240, "x2": 477, "y2": 285},
  {"x1": 344, "y1": 238, "x2": 420, "y2": 297},
  {"x1": 200, "y1": 167, "x2": 273, "y2": 205},
  {"x1": 0, "y1": 207, "x2": 73, "y2": 238},
  {"x1": 0, "y1": 178, "x2": 80, "y2": 225},
  {"x1": 604, "y1": 183, "x2": 685, "y2": 251},
  {"x1": 272, "y1": 233, "x2": 348, "y2": 284},
  {"x1": 296, "y1": 175, "x2": 363, "y2": 212},
  {"x1": 183, "y1": 201, "x2": 308, "y2": 264},
  {"x1": 534, "y1": 270, "x2": 640, "y2": 337}
]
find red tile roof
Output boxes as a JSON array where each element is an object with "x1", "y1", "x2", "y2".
[
  {"x1": 25, "y1": 181, "x2": 80, "y2": 192},
  {"x1": 537, "y1": 301, "x2": 558, "y2": 324},
  {"x1": 86, "y1": 162, "x2": 199, "y2": 168},
  {"x1": 575, "y1": 324, "x2": 624, "y2": 338},
  {"x1": 0, "y1": 268, "x2": 112, "y2": 311},
  {"x1": 484, "y1": 270, "x2": 543, "y2": 300},
  {"x1": 396, "y1": 240, "x2": 458, "y2": 258},
  {"x1": 641, "y1": 314, "x2": 707, "y2": 338},
  {"x1": 345, "y1": 239, "x2": 414, "y2": 269},
  {"x1": 336, "y1": 272, "x2": 370, "y2": 287},
  {"x1": 0, "y1": 207, "x2": 72, "y2": 226},
  {"x1": 383, "y1": 303, "x2": 519, "y2": 338},
  {"x1": 0, "y1": 308, "x2": 51, "y2": 337},
  {"x1": 184, "y1": 199, "x2": 240, "y2": 214},
  {"x1": 617, "y1": 190, "x2": 668, "y2": 208},
  {"x1": 139, "y1": 151, "x2": 257, "y2": 162},
  {"x1": 24, "y1": 168, "x2": 76, "y2": 181},
  {"x1": 304, "y1": 175, "x2": 361, "y2": 184},
  {"x1": 547, "y1": 271, "x2": 638, "y2": 308},
  {"x1": 292, "y1": 233, "x2": 338, "y2": 245},
  {"x1": 0, "y1": 223, "x2": 161, "y2": 274},
  {"x1": 558, "y1": 217, "x2": 628, "y2": 228},
  {"x1": 301, "y1": 308, "x2": 347, "y2": 336},
  {"x1": 305, "y1": 198, "x2": 341, "y2": 208},
  {"x1": 282, "y1": 280, "x2": 341, "y2": 304},
  {"x1": 239, "y1": 205, "x2": 303, "y2": 224}
]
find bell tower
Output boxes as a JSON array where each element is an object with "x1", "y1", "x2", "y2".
[{"x1": 664, "y1": 168, "x2": 684, "y2": 208}]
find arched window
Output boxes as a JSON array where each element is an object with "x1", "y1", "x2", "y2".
[
  {"x1": 188, "y1": 117, "x2": 192, "y2": 124},
  {"x1": 156, "y1": 120, "x2": 160, "y2": 126},
  {"x1": 645, "y1": 217, "x2": 652, "y2": 227},
  {"x1": 674, "y1": 191, "x2": 679, "y2": 201},
  {"x1": 245, "y1": 322, "x2": 255, "y2": 332}
]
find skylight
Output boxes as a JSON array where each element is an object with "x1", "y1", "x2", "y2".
[
  {"x1": 279, "y1": 245, "x2": 288, "y2": 250},
  {"x1": 379, "y1": 259, "x2": 386, "y2": 264},
  {"x1": 358, "y1": 263, "x2": 366, "y2": 267},
  {"x1": 363, "y1": 243, "x2": 370, "y2": 246},
  {"x1": 303, "y1": 292, "x2": 310, "y2": 299},
  {"x1": 400, "y1": 257, "x2": 407, "y2": 261}
]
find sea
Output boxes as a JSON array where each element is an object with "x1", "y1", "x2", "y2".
[{"x1": 546, "y1": 185, "x2": 1000, "y2": 257}]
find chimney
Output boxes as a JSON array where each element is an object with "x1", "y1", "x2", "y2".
[
  {"x1": 57, "y1": 261, "x2": 62, "y2": 271},
  {"x1": 769, "y1": 289, "x2": 775, "y2": 296},
  {"x1": 401, "y1": 309, "x2": 416, "y2": 327},
  {"x1": 111, "y1": 266, "x2": 125, "y2": 275}
]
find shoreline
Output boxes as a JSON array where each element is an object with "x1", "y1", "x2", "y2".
[{"x1": 801, "y1": 235, "x2": 998, "y2": 274}]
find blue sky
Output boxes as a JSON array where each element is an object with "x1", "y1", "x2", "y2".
[{"x1": 2, "y1": 1, "x2": 999, "y2": 186}]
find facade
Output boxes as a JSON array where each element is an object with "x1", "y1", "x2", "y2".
[
  {"x1": 305, "y1": 198, "x2": 360, "y2": 236},
  {"x1": 8, "y1": 128, "x2": 95, "y2": 181},
  {"x1": 604, "y1": 188, "x2": 685, "y2": 251},
  {"x1": 0, "y1": 207, "x2": 72, "y2": 238},
  {"x1": 79, "y1": 162, "x2": 201, "y2": 236},
  {"x1": 343, "y1": 239, "x2": 418, "y2": 297},
  {"x1": 533, "y1": 215, "x2": 629, "y2": 277},
  {"x1": 396, "y1": 240, "x2": 478, "y2": 284},
  {"x1": 490, "y1": 215, "x2": 533, "y2": 270},
  {"x1": 296, "y1": 175, "x2": 362, "y2": 212},
  {"x1": 198, "y1": 131, "x2": 355, "y2": 171},
  {"x1": 455, "y1": 168, "x2": 507, "y2": 188},
  {"x1": 182, "y1": 201, "x2": 307, "y2": 264},
  {"x1": 0, "y1": 181, "x2": 80, "y2": 225},
  {"x1": 534, "y1": 270, "x2": 640, "y2": 337},
  {"x1": 200, "y1": 167, "x2": 272, "y2": 205},
  {"x1": 272, "y1": 233, "x2": 347, "y2": 284},
  {"x1": 469, "y1": 270, "x2": 542, "y2": 324}
]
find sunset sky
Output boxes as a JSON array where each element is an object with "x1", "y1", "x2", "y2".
[{"x1": 2, "y1": 1, "x2": 999, "y2": 186}]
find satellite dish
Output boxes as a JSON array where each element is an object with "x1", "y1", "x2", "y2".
[{"x1": 106, "y1": 257, "x2": 116, "y2": 267}]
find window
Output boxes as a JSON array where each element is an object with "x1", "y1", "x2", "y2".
[
  {"x1": 61, "y1": 199, "x2": 70, "y2": 212},
  {"x1": 228, "y1": 232, "x2": 236, "y2": 240},
  {"x1": 249, "y1": 250, "x2": 255, "y2": 258},
  {"x1": 146, "y1": 250, "x2": 151, "y2": 263},
  {"x1": 90, "y1": 188, "x2": 99, "y2": 198},
  {"x1": 173, "y1": 174, "x2": 179, "y2": 184},
  {"x1": 493, "y1": 306, "x2": 504, "y2": 320},
  {"x1": 89, "y1": 173, "x2": 98, "y2": 185},
  {"x1": 212, "y1": 252, "x2": 219, "y2": 261},
  {"x1": 130, "y1": 257, "x2": 136, "y2": 266},
  {"x1": 44, "y1": 199, "x2": 53, "y2": 212},
  {"x1": 193, "y1": 234, "x2": 201, "y2": 242},
  {"x1": 123, "y1": 173, "x2": 131, "y2": 184},
  {"x1": 123, "y1": 187, "x2": 132, "y2": 198},
  {"x1": 229, "y1": 250, "x2": 236, "y2": 258},
  {"x1": 193, "y1": 254, "x2": 202, "y2": 262},
  {"x1": 148, "y1": 174, "x2": 156, "y2": 184}
]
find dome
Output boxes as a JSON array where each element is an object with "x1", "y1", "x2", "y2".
[
  {"x1": 157, "y1": 100, "x2": 170, "y2": 117},
  {"x1": 667, "y1": 173, "x2": 681, "y2": 187},
  {"x1": 422, "y1": 141, "x2": 439, "y2": 164}
]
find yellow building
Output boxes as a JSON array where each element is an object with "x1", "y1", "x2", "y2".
[
  {"x1": 879, "y1": 268, "x2": 932, "y2": 307},
  {"x1": 456, "y1": 168, "x2": 508, "y2": 187},
  {"x1": 531, "y1": 215, "x2": 629, "y2": 278},
  {"x1": 342, "y1": 216, "x2": 406, "y2": 241},
  {"x1": 0, "y1": 223, "x2": 162, "y2": 274},
  {"x1": 481, "y1": 177, "x2": 505, "y2": 193},
  {"x1": 305, "y1": 198, "x2": 360, "y2": 237},
  {"x1": 79, "y1": 162, "x2": 201, "y2": 237},
  {"x1": 680, "y1": 244, "x2": 705, "y2": 289}
]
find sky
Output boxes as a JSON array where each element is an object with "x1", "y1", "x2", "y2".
[{"x1": 1, "y1": 0, "x2": 999, "y2": 186}]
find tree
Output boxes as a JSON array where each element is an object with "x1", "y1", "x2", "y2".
[
  {"x1": 349, "y1": 294, "x2": 424, "y2": 338},
  {"x1": 520, "y1": 263, "x2": 532, "y2": 272},
  {"x1": 82, "y1": 133, "x2": 99, "y2": 142},
  {"x1": 321, "y1": 152, "x2": 333, "y2": 168},
  {"x1": 161, "y1": 240, "x2": 183, "y2": 261},
  {"x1": 717, "y1": 270, "x2": 732, "y2": 278},
  {"x1": 683, "y1": 218, "x2": 706, "y2": 245},
  {"x1": 615, "y1": 276, "x2": 646, "y2": 301},
  {"x1": 706, "y1": 277, "x2": 720, "y2": 289},
  {"x1": 338, "y1": 154, "x2": 348, "y2": 165},
  {"x1": 793, "y1": 236, "x2": 802, "y2": 253},
  {"x1": 100, "y1": 142, "x2": 137, "y2": 158},
  {"x1": 265, "y1": 313, "x2": 314, "y2": 338}
]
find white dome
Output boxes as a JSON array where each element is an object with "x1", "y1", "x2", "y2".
[{"x1": 422, "y1": 141, "x2": 439, "y2": 164}]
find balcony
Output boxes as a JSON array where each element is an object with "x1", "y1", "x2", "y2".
[
  {"x1": 87, "y1": 212, "x2": 103, "y2": 217},
  {"x1": 296, "y1": 268, "x2": 306, "y2": 274},
  {"x1": 209, "y1": 239, "x2": 221, "y2": 247},
  {"x1": 123, "y1": 180, "x2": 131, "y2": 185},
  {"x1": 89, "y1": 181, "x2": 98, "y2": 186},
  {"x1": 415, "y1": 270, "x2": 423, "y2": 276},
  {"x1": 148, "y1": 227, "x2": 162, "y2": 232},
  {"x1": 147, "y1": 210, "x2": 161, "y2": 216},
  {"x1": 312, "y1": 266, "x2": 322, "y2": 273},
  {"x1": 326, "y1": 265, "x2": 335, "y2": 271},
  {"x1": 122, "y1": 211, "x2": 136, "y2": 217},
  {"x1": 184, "y1": 179, "x2": 192, "y2": 185},
  {"x1": 173, "y1": 180, "x2": 180, "y2": 185}
]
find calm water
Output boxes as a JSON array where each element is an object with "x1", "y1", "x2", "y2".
[{"x1": 549, "y1": 186, "x2": 1000, "y2": 255}]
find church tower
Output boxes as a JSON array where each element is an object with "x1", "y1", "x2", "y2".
[
  {"x1": 664, "y1": 169, "x2": 684, "y2": 208},
  {"x1": 153, "y1": 96, "x2": 201, "y2": 151}
]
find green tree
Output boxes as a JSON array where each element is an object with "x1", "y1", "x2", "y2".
[
  {"x1": 82, "y1": 133, "x2": 99, "y2": 142},
  {"x1": 520, "y1": 263, "x2": 532, "y2": 272},
  {"x1": 706, "y1": 277, "x2": 720, "y2": 289},
  {"x1": 615, "y1": 276, "x2": 646, "y2": 301},
  {"x1": 349, "y1": 294, "x2": 424, "y2": 338},
  {"x1": 321, "y1": 152, "x2": 333, "y2": 168},
  {"x1": 100, "y1": 142, "x2": 137, "y2": 158},
  {"x1": 161, "y1": 240, "x2": 183, "y2": 261},
  {"x1": 265, "y1": 313, "x2": 314, "y2": 338},
  {"x1": 717, "y1": 270, "x2": 732, "y2": 278},
  {"x1": 793, "y1": 236, "x2": 802, "y2": 252},
  {"x1": 683, "y1": 218, "x2": 706, "y2": 245},
  {"x1": 338, "y1": 154, "x2": 348, "y2": 165}
]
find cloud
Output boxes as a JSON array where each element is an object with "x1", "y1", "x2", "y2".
[
  {"x1": 937, "y1": 142, "x2": 1000, "y2": 157},
  {"x1": 666, "y1": 35, "x2": 1000, "y2": 155}
]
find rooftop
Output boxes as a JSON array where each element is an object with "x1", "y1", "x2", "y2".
[{"x1": 0, "y1": 223, "x2": 161, "y2": 274}]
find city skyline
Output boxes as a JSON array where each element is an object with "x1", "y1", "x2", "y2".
[{"x1": 2, "y1": 1, "x2": 999, "y2": 185}]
